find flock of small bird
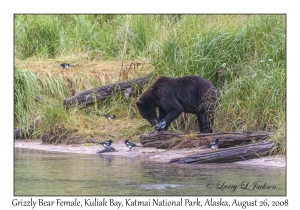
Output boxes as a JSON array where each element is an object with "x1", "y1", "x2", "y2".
[
  {"x1": 97, "y1": 136, "x2": 219, "y2": 154},
  {"x1": 60, "y1": 63, "x2": 220, "y2": 154},
  {"x1": 93, "y1": 114, "x2": 219, "y2": 154},
  {"x1": 97, "y1": 139, "x2": 141, "y2": 154}
]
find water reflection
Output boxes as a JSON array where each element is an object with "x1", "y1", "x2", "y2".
[{"x1": 14, "y1": 148, "x2": 285, "y2": 196}]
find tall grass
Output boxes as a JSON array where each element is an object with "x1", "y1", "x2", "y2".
[
  {"x1": 15, "y1": 15, "x2": 123, "y2": 59},
  {"x1": 14, "y1": 69, "x2": 42, "y2": 133},
  {"x1": 14, "y1": 14, "x2": 286, "y2": 153},
  {"x1": 14, "y1": 66, "x2": 141, "y2": 142}
]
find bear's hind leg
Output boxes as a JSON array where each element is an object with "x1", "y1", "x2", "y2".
[{"x1": 197, "y1": 109, "x2": 212, "y2": 133}]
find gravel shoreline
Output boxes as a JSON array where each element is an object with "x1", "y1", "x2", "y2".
[{"x1": 14, "y1": 139, "x2": 286, "y2": 167}]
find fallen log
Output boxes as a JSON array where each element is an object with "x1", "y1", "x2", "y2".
[
  {"x1": 140, "y1": 131, "x2": 271, "y2": 149},
  {"x1": 170, "y1": 140, "x2": 275, "y2": 164},
  {"x1": 140, "y1": 131, "x2": 181, "y2": 149},
  {"x1": 63, "y1": 74, "x2": 152, "y2": 109}
]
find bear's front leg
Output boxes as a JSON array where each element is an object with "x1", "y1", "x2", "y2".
[
  {"x1": 158, "y1": 107, "x2": 168, "y2": 130},
  {"x1": 159, "y1": 103, "x2": 183, "y2": 131}
]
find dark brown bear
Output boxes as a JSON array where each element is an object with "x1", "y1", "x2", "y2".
[{"x1": 136, "y1": 76, "x2": 217, "y2": 133}]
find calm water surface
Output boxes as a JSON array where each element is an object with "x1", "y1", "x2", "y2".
[{"x1": 14, "y1": 148, "x2": 286, "y2": 196}]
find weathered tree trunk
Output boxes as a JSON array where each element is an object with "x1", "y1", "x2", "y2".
[
  {"x1": 63, "y1": 75, "x2": 152, "y2": 109},
  {"x1": 170, "y1": 140, "x2": 274, "y2": 164},
  {"x1": 140, "y1": 131, "x2": 182, "y2": 149},
  {"x1": 140, "y1": 131, "x2": 271, "y2": 149}
]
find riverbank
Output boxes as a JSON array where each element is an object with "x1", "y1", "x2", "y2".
[{"x1": 14, "y1": 139, "x2": 286, "y2": 167}]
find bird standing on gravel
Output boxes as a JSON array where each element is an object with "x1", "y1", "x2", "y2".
[
  {"x1": 208, "y1": 138, "x2": 219, "y2": 150},
  {"x1": 99, "y1": 140, "x2": 113, "y2": 148},
  {"x1": 125, "y1": 140, "x2": 141, "y2": 151}
]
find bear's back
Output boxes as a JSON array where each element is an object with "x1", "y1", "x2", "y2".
[
  {"x1": 153, "y1": 76, "x2": 217, "y2": 102},
  {"x1": 155, "y1": 76, "x2": 215, "y2": 90}
]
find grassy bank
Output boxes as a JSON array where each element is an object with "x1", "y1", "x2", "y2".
[{"x1": 14, "y1": 15, "x2": 286, "y2": 154}]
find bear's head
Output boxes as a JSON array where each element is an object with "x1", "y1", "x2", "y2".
[{"x1": 136, "y1": 99, "x2": 158, "y2": 126}]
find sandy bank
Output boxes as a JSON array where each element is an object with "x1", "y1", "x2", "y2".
[{"x1": 14, "y1": 139, "x2": 286, "y2": 167}]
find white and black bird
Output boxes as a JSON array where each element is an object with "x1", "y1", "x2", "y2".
[
  {"x1": 208, "y1": 138, "x2": 219, "y2": 150},
  {"x1": 60, "y1": 63, "x2": 72, "y2": 69},
  {"x1": 155, "y1": 119, "x2": 166, "y2": 131},
  {"x1": 97, "y1": 114, "x2": 116, "y2": 120},
  {"x1": 99, "y1": 140, "x2": 113, "y2": 148},
  {"x1": 150, "y1": 119, "x2": 166, "y2": 135},
  {"x1": 105, "y1": 114, "x2": 116, "y2": 120},
  {"x1": 124, "y1": 140, "x2": 141, "y2": 151}
]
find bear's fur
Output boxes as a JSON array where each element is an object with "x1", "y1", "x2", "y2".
[{"x1": 136, "y1": 76, "x2": 217, "y2": 133}]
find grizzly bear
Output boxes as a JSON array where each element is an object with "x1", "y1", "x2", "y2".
[{"x1": 136, "y1": 76, "x2": 217, "y2": 133}]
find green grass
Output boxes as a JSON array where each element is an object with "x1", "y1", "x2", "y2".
[
  {"x1": 14, "y1": 14, "x2": 286, "y2": 154},
  {"x1": 14, "y1": 69, "x2": 42, "y2": 135}
]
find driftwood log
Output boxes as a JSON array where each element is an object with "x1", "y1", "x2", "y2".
[
  {"x1": 170, "y1": 140, "x2": 275, "y2": 164},
  {"x1": 140, "y1": 131, "x2": 271, "y2": 149},
  {"x1": 63, "y1": 74, "x2": 152, "y2": 109}
]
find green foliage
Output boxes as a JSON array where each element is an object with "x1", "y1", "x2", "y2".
[
  {"x1": 15, "y1": 14, "x2": 123, "y2": 59},
  {"x1": 15, "y1": 15, "x2": 63, "y2": 59},
  {"x1": 14, "y1": 69, "x2": 41, "y2": 134},
  {"x1": 38, "y1": 103, "x2": 73, "y2": 144},
  {"x1": 14, "y1": 14, "x2": 286, "y2": 154}
]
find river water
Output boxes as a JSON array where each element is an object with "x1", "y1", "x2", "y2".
[{"x1": 14, "y1": 148, "x2": 285, "y2": 196}]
